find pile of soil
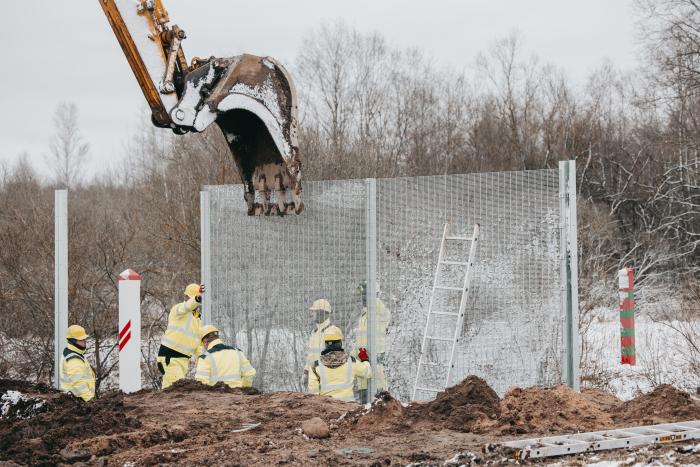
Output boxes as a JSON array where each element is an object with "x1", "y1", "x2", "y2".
[
  {"x1": 0, "y1": 390, "x2": 141, "y2": 465},
  {"x1": 581, "y1": 388, "x2": 622, "y2": 412},
  {"x1": 3, "y1": 376, "x2": 700, "y2": 466},
  {"x1": 0, "y1": 378, "x2": 57, "y2": 395},
  {"x1": 164, "y1": 378, "x2": 261, "y2": 395},
  {"x1": 614, "y1": 384, "x2": 700, "y2": 425},
  {"x1": 408, "y1": 375, "x2": 501, "y2": 433},
  {"x1": 498, "y1": 384, "x2": 614, "y2": 435}
]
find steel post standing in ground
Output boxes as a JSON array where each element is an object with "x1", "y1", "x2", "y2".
[
  {"x1": 365, "y1": 178, "x2": 378, "y2": 399},
  {"x1": 118, "y1": 269, "x2": 142, "y2": 393},
  {"x1": 559, "y1": 160, "x2": 580, "y2": 391},
  {"x1": 54, "y1": 190, "x2": 68, "y2": 389},
  {"x1": 200, "y1": 190, "x2": 211, "y2": 325}
]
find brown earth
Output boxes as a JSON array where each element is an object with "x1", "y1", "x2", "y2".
[
  {"x1": 2, "y1": 377, "x2": 700, "y2": 466},
  {"x1": 613, "y1": 384, "x2": 700, "y2": 425}
]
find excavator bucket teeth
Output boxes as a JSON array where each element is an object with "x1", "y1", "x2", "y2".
[{"x1": 171, "y1": 54, "x2": 302, "y2": 216}]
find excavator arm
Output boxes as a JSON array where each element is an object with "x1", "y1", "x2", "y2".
[{"x1": 98, "y1": 0, "x2": 303, "y2": 215}]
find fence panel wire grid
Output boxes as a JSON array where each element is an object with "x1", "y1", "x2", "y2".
[{"x1": 205, "y1": 169, "x2": 564, "y2": 400}]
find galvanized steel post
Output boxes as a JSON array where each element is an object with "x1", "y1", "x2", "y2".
[
  {"x1": 200, "y1": 190, "x2": 211, "y2": 325},
  {"x1": 365, "y1": 178, "x2": 378, "y2": 400},
  {"x1": 54, "y1": 190, "x2": 68, "y2": 389},
  {"x1": 559, "y1": 161, "x2": 580, "y2": 391}
]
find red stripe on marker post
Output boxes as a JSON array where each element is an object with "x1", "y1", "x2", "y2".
[
  {"x1": 119, "y1": 319, "x2": 131, "y2": 342},
  {"x1": 118, "y1": 331, "x2": 131, "y2": 351}
]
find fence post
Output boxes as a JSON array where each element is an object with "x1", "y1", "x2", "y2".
[
  {"x1": 54, "y1": 190, "x2": 68, "y2": 389},
  {"x1": 200, "y1": 190, "x2": 211, "y2": 325},
  {"x1": 559, "y1": 160, "x2": 580, "y2": 391},
  {"x1": 365, "y1": 178, "x2": 378, "y2": 400}
]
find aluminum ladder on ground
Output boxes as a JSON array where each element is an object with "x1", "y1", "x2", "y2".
[
  {"x1": 499, "y1": 420, "x2": 700, "y2": 460},
  {"x1": 411, "y1": 223, "x2": 480, "y2": 401}
]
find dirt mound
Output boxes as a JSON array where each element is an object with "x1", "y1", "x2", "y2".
[
  {"x1": 164, "y1": 378, "x2": 261, "y2": 394},
  {"x1": 0, "y1": 379, "x2": 57, "y2": 395},
  {"x1": 408, "y1": 375, "x2": 501, "y2": 433},
  {"x1": 498, "y1": 384, "x2": 613, "y2": 435},
  {"x1": 614, "y1": 384, "x2": 700, "y2": 425},
  {"x1": 1, "y1": 390, "x2": 48, "y2": 420},
  {"x1": 0, "y1": 391, "x2": 141, "y2": 465},
  {"x1": 581, "y1": 388, "x2": 622, "y2": 412}
]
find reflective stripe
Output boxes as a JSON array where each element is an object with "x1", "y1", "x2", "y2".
[
  {"x1": 318, "y1": 358, "x2": 354, "y2": 392},
  {"x1": 161, "y1": 336, "x2": 195, "y2": 356},
  {"x1": 207, "y1": 349, "x2": 241, "y2": 384},
  {"x1": 61, "y1": 373, "x2": 91, "y2": 383}
]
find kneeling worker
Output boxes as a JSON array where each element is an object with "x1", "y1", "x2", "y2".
[
  {"x1": 196, "y1": 325, "x2": 256, "y2": 387},
  {"x1": 158, "y1": 283, "x2": 204, "y2": 389},
  {"x1": 308, "y1": 325, "x2": 371, "y2": 402},
  {"x1": 60, "y1": 325, "x2": 96, "y2": 401}
]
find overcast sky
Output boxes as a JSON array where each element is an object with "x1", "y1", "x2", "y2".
[{"x1": 0, "y1": 0, "x2": 639, "y2": 178}]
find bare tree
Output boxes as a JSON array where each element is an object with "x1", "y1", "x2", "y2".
[{"x1": 47, "y1": 102, "x2": 89, "y2": 188}]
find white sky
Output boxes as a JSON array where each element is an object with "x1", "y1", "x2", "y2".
[{"x1": 0, "y1": 0, "x2": 639, "y2": 178}]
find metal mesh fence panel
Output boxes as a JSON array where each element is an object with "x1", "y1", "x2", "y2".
[
  {"x1": 207, "y1": 181, "x2": 367, "y2": 392},
  {"x1": 376, "y1": 171, "x2": 563, "y2": 400},
  {"x1": 206, "y1": 169, "x2": 565, "y2": 399}
]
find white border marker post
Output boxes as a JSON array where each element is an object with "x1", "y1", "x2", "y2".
[{"x1": 118, "y1": 268, "x2": 142, "y2": 392}]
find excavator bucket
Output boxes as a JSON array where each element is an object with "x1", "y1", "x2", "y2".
[
  {"x1": 170, "y1": 55, "x2": 302, "y2": 216},
  {"x1": 98, "y1": 0, "x2": 302, "y2": 215}
]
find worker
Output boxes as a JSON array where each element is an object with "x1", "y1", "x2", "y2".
[
  {"x1": 157, "y1": 283, "x2": 204, "y2": 389},
  {"x1": 303, "y1": 298, "x2": 332, "y2": 386},
  {"x1": 60, "y1": 325, "x2": 96, "y2": 401},
  {"x1": 354, "y1": 281, "x2": 391, "y2": 402},
  {"x1": 308, "y1": 325, "x2": 371, "y2": 402},
  {"x1": 195, "y1": 325, "x2": 256, "y2": 388}
]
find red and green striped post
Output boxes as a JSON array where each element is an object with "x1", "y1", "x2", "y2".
[{"x1": 618, "y1": 267, "x2": 636, "y2": 365}]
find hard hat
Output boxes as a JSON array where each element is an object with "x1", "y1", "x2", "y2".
[
  {"x1": 67, "y1": 325, "x2": 89, "y2": 340},
  {"x1": 322, "y1": 325, "x2": 343, "y2": 342},
  {"x1": 184, "y1": 283, "x2": 201, "y2": 298},
  {"x1": 201, "y1": 324, "x2": 219, "y2": 340},
  {"x1": 309, "y1": 299, "x2": 331, "y2": 313}
]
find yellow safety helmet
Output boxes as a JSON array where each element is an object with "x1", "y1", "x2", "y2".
[
  {"x1": 67, "y1": 325, "x2": 89, "y2": 340},
  {"x1": 322, "y1": 325, "x2": 343, "y2": 342},
  {"x1": 309, "y1": 299, "x2": 332, "y2": 313},
  {"x1": 184, "y1": 283, "x2": 201, "y2": 298},
  {"x1": 201, "y1": 324, "x2": 219, "y2": 341}
]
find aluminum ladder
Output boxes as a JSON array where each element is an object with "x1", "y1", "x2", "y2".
[
  {"x1": 411, "y1": 223, "x2": 480, "y2": 401},
  {"x1": 499, "y1": 420, "x2": 700, "y2": 460}
]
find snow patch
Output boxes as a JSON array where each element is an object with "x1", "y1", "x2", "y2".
[{"x1": 1, "y1": 390, "x2": 46, "y2": 419}]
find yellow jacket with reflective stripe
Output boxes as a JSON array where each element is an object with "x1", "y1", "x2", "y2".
[
  {"x1": 305, "y1": 318, "x2": 330, "y2": 370},
  {"x1": 160, "y1": 296, "x2": 202, "y2": 357},
  {"x1": 195, "y1": 339, "x2": 256, "y2": 388},
  {"x1": 60, "y1": 344, "x2": 95, "y2": 402},
  {"x1": 356, "y1": 299, "x2": 391, "y2": 351},
  {"x1": 308, "y1": 351, "x2": 371, "y2": 402}
]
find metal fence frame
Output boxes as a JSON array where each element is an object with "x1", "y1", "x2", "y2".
[{"x1": 200, "y1": 161, "x2": 580, "y2": 393}]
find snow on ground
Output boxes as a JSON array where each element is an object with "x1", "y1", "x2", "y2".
[{"x1": 582, "y1": 306, "x2": 700, "y2": 400}]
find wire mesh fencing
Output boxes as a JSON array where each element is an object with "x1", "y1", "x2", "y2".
[{"x1": 204, "y1": 165, "x2": 576, "y2": 400}]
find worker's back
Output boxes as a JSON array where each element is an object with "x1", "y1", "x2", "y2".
[
  {"x1": 309, "y1": 350, "x2": 371, "y2": 402},
  {"x1": 195, "y1": 339, "x2": 256, "y2": 388}
]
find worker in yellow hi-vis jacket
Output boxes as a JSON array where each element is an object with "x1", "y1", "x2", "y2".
[
  {"x1": 303, "y1": 298, "x2": 332, "y2": 387},
  {"x1": 195, "y1": 325, "x2": 256, "y2": 388},
  {"x1": 157, "y1": 283, "x2": 204, "y2": 389},
  {"x1": 60, "y1": 325, "x2": 96, "y2": 401},
  {"x1": 308, "y1": 326, "x2": 371, "y2": 402}
]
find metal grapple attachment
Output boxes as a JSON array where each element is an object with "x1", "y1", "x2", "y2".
[
  {"x1": 98, "y1": 0, "x2": 303, "y2": 216},
  {"x1": 171, "y1": 55, "x2": 303, "y2": 216}
]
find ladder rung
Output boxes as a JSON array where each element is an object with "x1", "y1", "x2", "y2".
[
  {"x1": 425, "y1": 335, "x2": 452, "y2": 342},
  {"x1": 414, "y1": 386, "x2": 442, "y2": 393},
  {"x1": 440, "y1": 260, "x2": 468, "y2": 266},
  {"x1": 445, "y1": 236, "x2": 471, "y2": 241},
  {"x1": 431, "y1": 311, "x2": 459, "y2": 317},
  {"x1": 435, "y1": 286, "x2": 463, "y2": 291}
]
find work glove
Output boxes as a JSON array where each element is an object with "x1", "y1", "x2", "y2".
[
  {"x1": 358, "y1": 347, "x2": 369, "y2": 362},
  {"x1": 195, "y1": 284, "x2": 205, "y2": 303}
]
